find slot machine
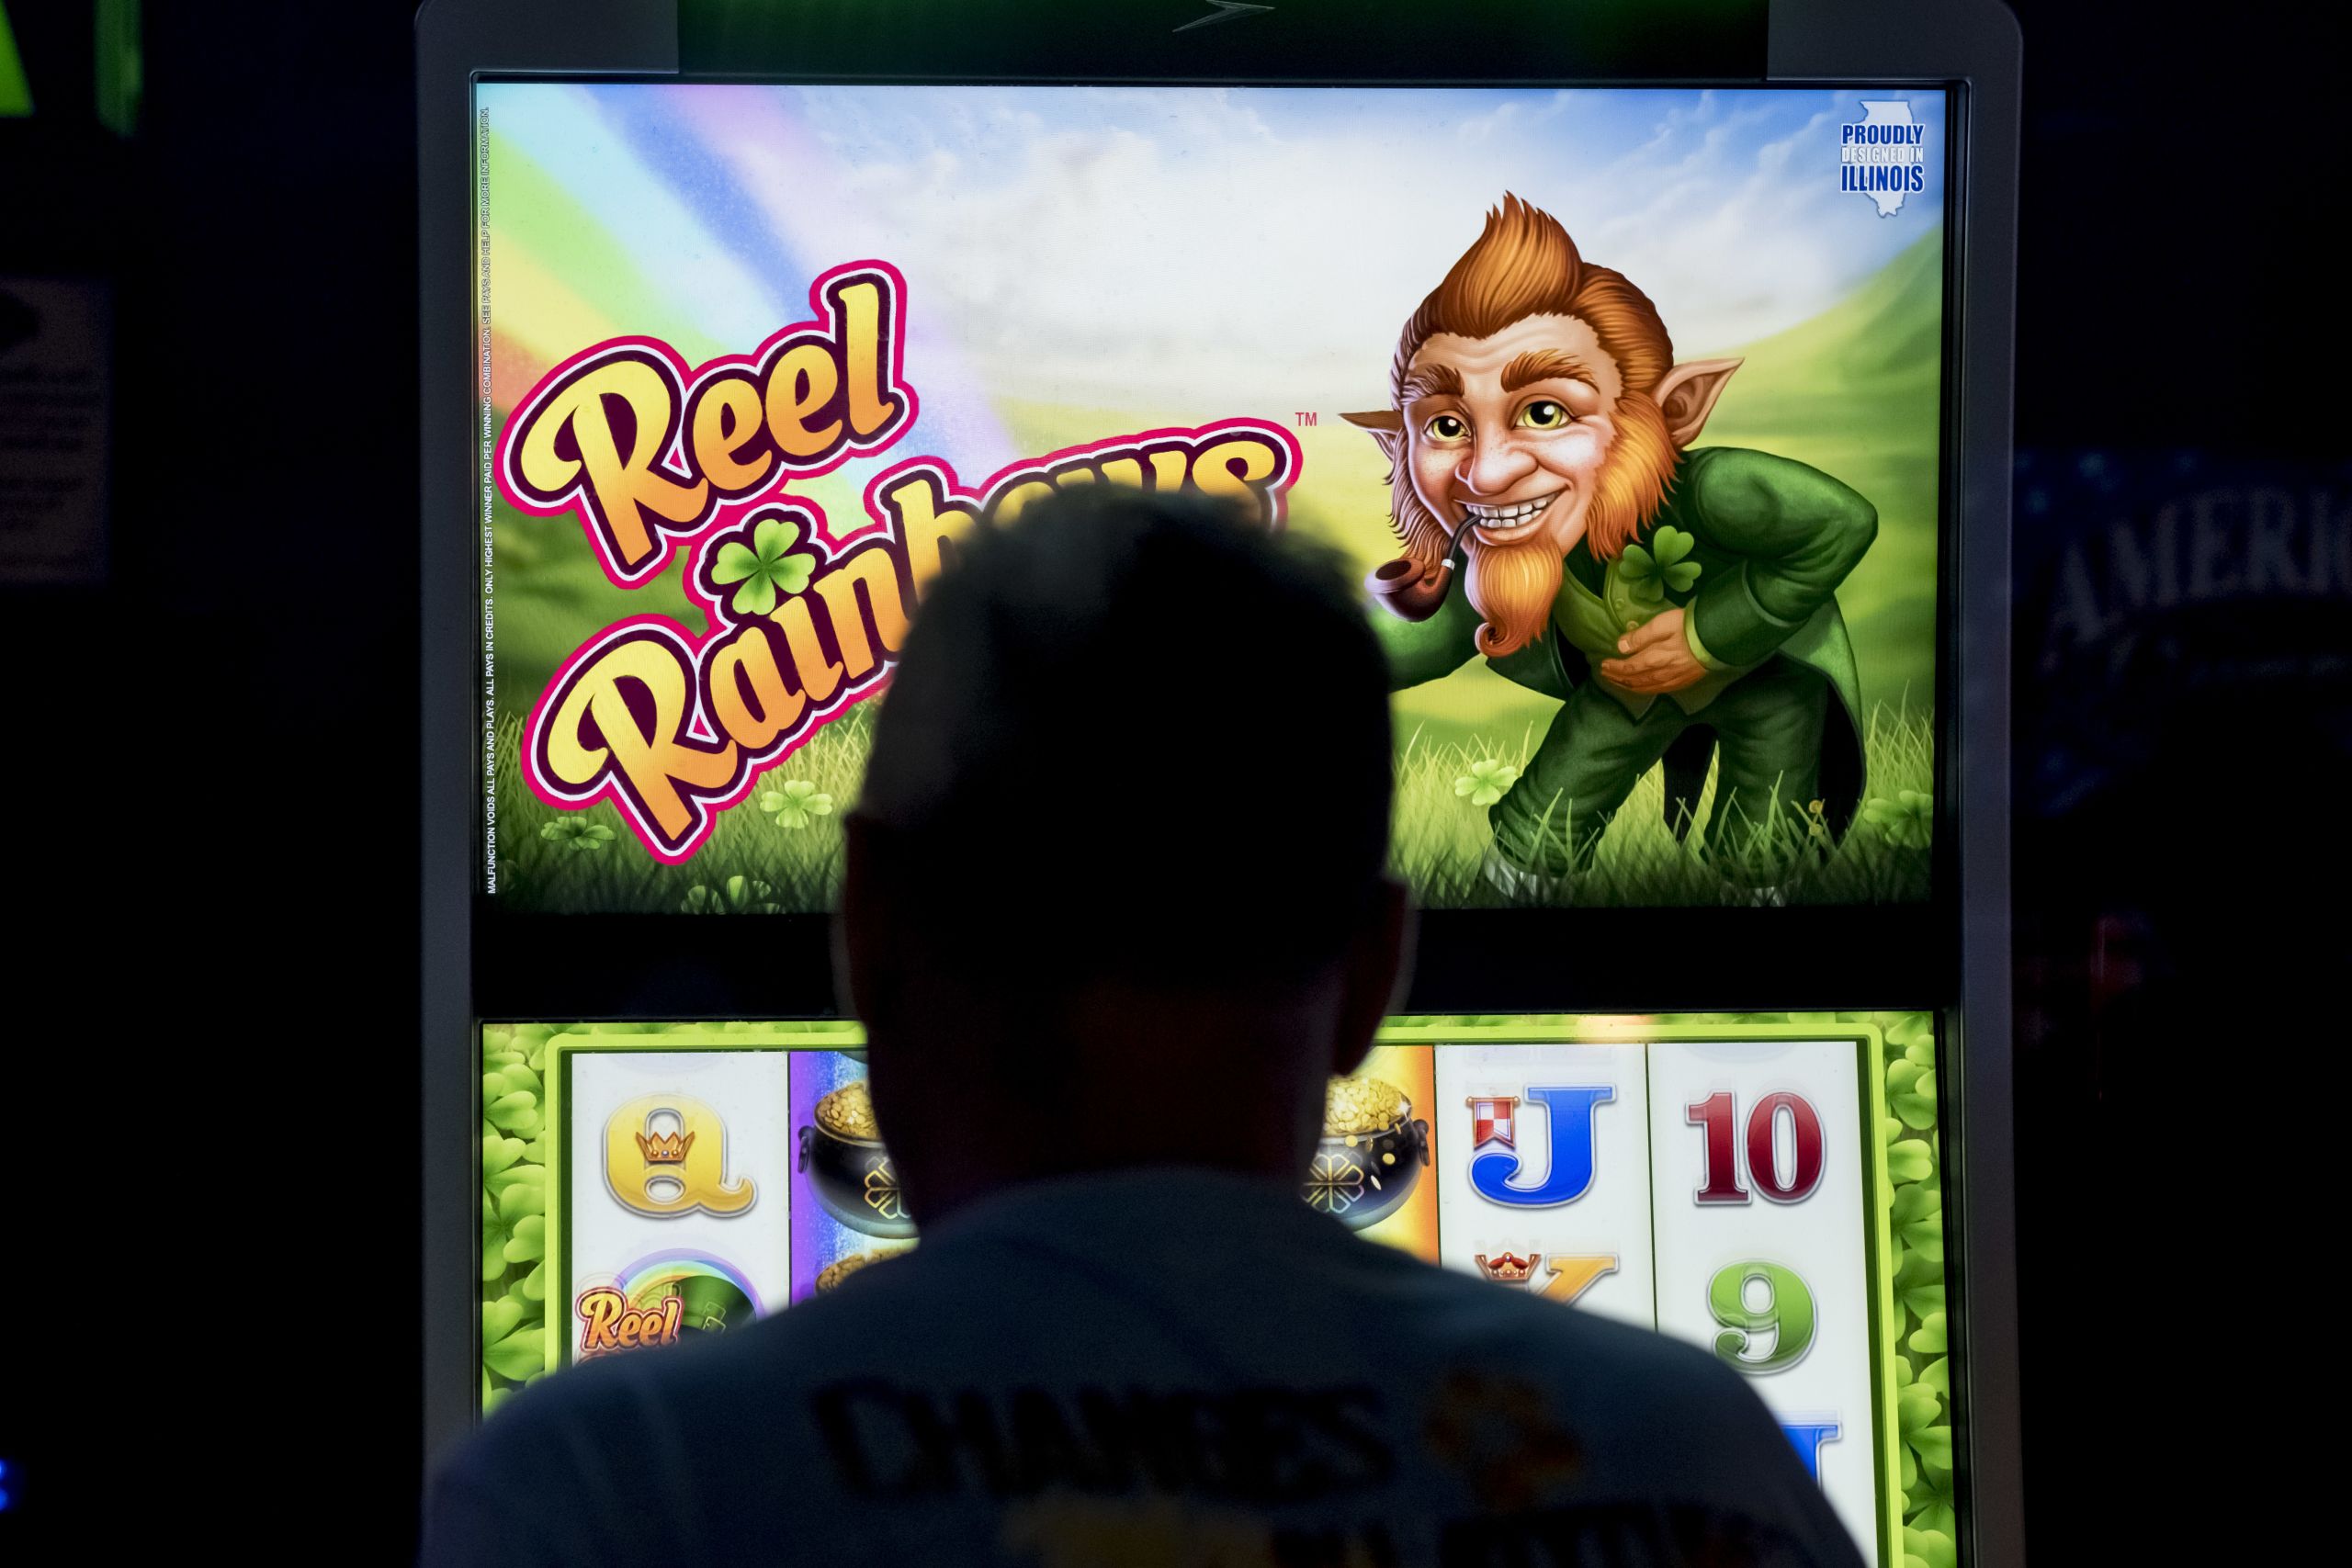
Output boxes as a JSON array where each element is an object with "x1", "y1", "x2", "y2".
[{"x1": 419, "y1": 3, "x2": 2020, "y2": 1560}]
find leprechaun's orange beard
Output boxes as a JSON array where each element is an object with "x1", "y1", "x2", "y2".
[{"x1": 1462, "y1": 534, "x2": 1567, "y2": 658}]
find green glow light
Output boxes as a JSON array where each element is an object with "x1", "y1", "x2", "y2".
[{"x1": 0, "y1": 2, "x2": 33, "y2": 118}]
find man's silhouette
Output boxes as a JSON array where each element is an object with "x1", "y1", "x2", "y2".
[{"x1": 421, "y1": 488, "x2": 1861, "y2": 1566}]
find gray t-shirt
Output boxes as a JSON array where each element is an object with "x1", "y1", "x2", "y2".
[{"x1": 422, "y1": 1167, "x2": 1865, "y2": 1566}]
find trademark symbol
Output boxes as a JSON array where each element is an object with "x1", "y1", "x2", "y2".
[{"x1": 1294, "y1": 411, "x2": 1317, "y2": 427}]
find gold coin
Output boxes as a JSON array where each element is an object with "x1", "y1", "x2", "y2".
[
  {"x1": 814, "y1": 1081, "x2": 881, "y2": 1142},
  {"x1": 1323, "y1": 1076, "x2": 1408, "y2": 1136}
]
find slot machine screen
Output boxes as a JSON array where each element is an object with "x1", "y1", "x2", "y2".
[{"x1": 472, "y1": 82, "x2": 1945, "y2": 918}]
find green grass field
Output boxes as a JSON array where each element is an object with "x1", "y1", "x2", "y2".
[{"x1": 492, "y1": 695, "x2": 1931, "y2": 913}]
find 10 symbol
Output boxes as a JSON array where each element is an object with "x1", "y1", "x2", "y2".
[{"x1": 1688, "y1": 1089, "x2": 1825, "y2": 1204}]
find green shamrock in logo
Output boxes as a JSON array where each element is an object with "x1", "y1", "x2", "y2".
[
  {"x1": 710, "y1": 513, "x2": 819, "y2": 617},
  {"x1": 1453, "y1": 758, "x2": 1521, "y2": 807},
  {"x1": 759, "y1": 778, "x2": 834, "y2": 830},
  {"x1": 1619, "y1": 525, "x2": 1702, "y2": 604}
]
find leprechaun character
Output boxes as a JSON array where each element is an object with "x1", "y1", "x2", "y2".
[{"x1": 1346, "y1": 196, "x2": 1877, "y2": 893}]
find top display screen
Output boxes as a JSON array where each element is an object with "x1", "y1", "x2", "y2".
[{"x1": 474, "y1": 83, "x2": 1947, "y2": 915}]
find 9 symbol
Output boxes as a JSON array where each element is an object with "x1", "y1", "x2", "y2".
[{"x1": 1707, "y1": 1259, "x2": 1818, "y2": 1373}]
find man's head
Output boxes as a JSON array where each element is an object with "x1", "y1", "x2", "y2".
[
  {"x1": 841, "y1": 485, "x2": 1408, "y2": 1223},
  {"x1": 1348, "y1": 196, "x2": 1742, "y2": 657}
]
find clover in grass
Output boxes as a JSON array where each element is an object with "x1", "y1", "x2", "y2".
[
  {"x1": 760, "y1": 778, "x2": 834, "y2": 830},
  {"x1": 682, "y1": 875, "x2": 780, "y2": 914},
  {"x1": 538, "y1": 817, "x2": 615, "y2": 852},
  {"x1": 1864, "y1": 788, "x2": 1934, "y2": 848},
  {"x1": 1619, "y1": 525, "x2": 1702, "y2": 605},
  {"x1": 710, "y1": 512, "x2": 820, "y2": 617},
  {"x1": 1454, "y1": 758, "x2": 1521, "y2": 807}
]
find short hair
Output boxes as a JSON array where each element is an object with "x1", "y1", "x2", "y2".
[
  {"x1": 856, "y1": 484, "x2": 1393, "y2": 987},
  {"x1": 1392, "y1": 193, "x2": 1674, "y2": 403}
]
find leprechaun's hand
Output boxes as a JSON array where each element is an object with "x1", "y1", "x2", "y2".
[{"x1": 1600, "y1": 608, "x2": 1707, "y2": 694}]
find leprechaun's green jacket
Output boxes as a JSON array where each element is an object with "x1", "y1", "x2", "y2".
[{"x1": 1377, "y1": 446, "x2": 1878, "y2": 834}]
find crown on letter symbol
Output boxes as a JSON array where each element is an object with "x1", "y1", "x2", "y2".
[
  {"x1": 1475, "y1": 1251, "x2": 1540, "y2": 1284},
  {"x1": 636, "y1": 1129, "x2": 694, "y2": 1165}
]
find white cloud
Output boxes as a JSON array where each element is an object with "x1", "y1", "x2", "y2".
[{"x1": 757, "y1": 86, "x2": 1942, "y2": 412}]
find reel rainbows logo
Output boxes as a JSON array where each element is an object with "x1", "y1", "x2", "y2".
[
  {"x1": 497, "y1": 262, "x2": 1303, "y2": 863},
  {"x1": 573, "y1": 1285, "x2": 683, "y2": 1358}
]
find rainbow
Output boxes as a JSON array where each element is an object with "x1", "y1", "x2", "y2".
[
  {"x1": 615, "y1": 1249, "x2": 767, "y2": 1318},
  {"x1": 477, "y1": 82, "x2": 1015, "y2": 490}
]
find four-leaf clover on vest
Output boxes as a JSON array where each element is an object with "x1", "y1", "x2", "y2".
[
  {"x1": 709, "y1": 513, "x2": 820, "y2": 617},
  {"x1": 1620, "y1": 525, "x2": 1702, "y2": 604}
]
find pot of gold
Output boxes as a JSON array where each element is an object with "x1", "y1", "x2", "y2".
[
  {"x1": 813, "y1": 1247, "x2": 907, "y2": 1295},
  {"x1": 797, "y1": 1081, "x2": 916, "y2": 1240},
  {"x1": 1303, "y1": 1075, "x2": 1430, "y2": 1229}
]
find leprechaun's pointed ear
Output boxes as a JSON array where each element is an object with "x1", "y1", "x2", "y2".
[
  {"x1": 1650, "y1": 358, "x2": 1742, "y2": 448},
  {"x1": 1343, "y1": 408, "x2": 1403, "y2": 459}
]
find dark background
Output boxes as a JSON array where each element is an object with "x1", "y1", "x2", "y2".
[{"x1": 2, "y1": 0, "x2": 2339, "y2": 1555}]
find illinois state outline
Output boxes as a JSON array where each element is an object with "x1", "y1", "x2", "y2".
[{"x1": 1849, "y1": 101, "x2": 1921, "y2": 218}]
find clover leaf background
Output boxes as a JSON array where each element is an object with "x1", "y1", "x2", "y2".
[
  {"x1": 479, "y1": 1025, "x2": 558, "y2": 1415},
  {"x1": 1873, "y1": 1010, "x2": 1955, "y2": 1553}
]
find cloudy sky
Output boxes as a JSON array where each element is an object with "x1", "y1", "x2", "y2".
[{"x1": 774, "y1": 85, "x2": 1947, "y2": 410}]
